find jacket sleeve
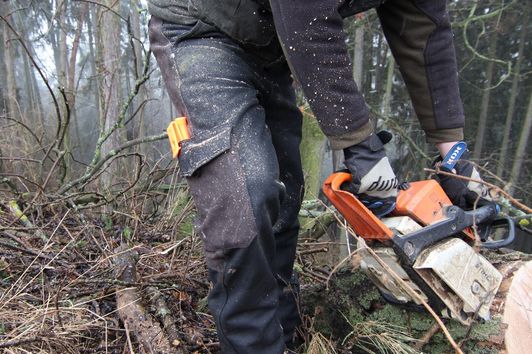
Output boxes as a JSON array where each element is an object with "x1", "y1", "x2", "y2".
[
  {"x1": 269, "y1": 0, "x2": 373, "y2": 149},
  {"x1": 377, "y1": 0, "x2": 464, "y2": 143}
]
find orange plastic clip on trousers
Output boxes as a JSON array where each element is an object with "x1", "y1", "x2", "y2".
[{"x1": 167, "y1": 117, "x2": 190, "y2": 158}]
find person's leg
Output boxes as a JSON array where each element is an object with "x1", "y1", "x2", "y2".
[
  {"x1": 261, "y1": 63, "x2": 305, "y2": 345},
  {"x1": 150, "y1": 18, "x2": 286, "y2": 354}
]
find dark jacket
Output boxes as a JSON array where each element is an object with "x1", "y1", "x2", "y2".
[{"x1": 149, "y1": 0, "x2": 465, "y2": 148}]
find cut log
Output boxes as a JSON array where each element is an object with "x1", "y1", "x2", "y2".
[{"x1": 503, "y1": 261, "x2": 532, "y2": 354}]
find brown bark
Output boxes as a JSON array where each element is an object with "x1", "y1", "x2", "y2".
[
  {"x1": 473, "y1": 32, "x2": 498, "y2": 160},
  {"x1": 96, "y1": 0, "x2": 125, "y2": 189},
  {"x1": 497, "y1": 7, "x2": 529, "y2": 177},
  {"x1": 1, "y1": 0, "x2": 19, "y2": 121},
  {"x1": 130, "y1": 0, "x2": 148, "y2": 151},
  {"x1": 114, "y1": 245, "x2": 174, "y2": 354},
  {"x1": 508, "y1": 90, "x2": 532, "y2": 195}
]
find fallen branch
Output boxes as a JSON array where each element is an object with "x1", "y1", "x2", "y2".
[
  {"x1": 5, "y1": 200, "x2": 47, "y2": 241},
  {"x1": 414, "y1": 323, "x2": 440, "y2": 351},
  {"x1": 146, "y1": 286, "x2": 188, "y2": 353},
  {"x1": 113, "y1": 244, "x2": 174, "y2": 354},
  {"x1": 57, "y1": 133, "x2": 167, "y2": 194},
  {"x1": 0, "y1": 336, "x2": 40, "y2": 349}
]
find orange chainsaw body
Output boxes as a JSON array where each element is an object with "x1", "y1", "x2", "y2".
[{"x1": 322, "y1": 172, "x2": 474, "y2": 242}]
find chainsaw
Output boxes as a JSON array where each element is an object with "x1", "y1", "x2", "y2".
[{"x1": 322, "y1": 172, "x2": 515, "y2": 324}]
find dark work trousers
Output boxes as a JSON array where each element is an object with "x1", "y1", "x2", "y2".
[{"x1": 149, "y1": 17, "x2": 304, "y2": 354}]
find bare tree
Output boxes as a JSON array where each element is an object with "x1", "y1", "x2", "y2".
[
  {"x1": 508, "y1": 91, "x2": 532, "y2": 195},
  {"x1": 96, "y1": 0, "x2": 125, "y2": 190},
  {"x1": 473, "y1": 32, "x2": 498, "y2": 160},
  {"x1": 130, "y1": 0, "x2": 148, "y2": 149},
  {"x1": 497, "y1": 6, "x2": 529, "y2": 177},
  {"x1": 1, "y1": 0, "x2": 18, "y2": 121}
]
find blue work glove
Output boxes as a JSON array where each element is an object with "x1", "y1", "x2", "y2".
[
  {"x1": 343, "y1": 131, "x2": 398, "y2": 217},
  {"x1": 433, "y1": 142, "x2": 493, "y2": 209}
]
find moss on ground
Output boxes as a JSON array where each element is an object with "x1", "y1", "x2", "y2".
[{"x1": 301, "y1": 267, "x2": 506, "y2": 353}]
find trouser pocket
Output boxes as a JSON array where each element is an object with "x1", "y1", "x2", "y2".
[{"x1": 179, "y1": 126, "x2": 258, "y2": 270}]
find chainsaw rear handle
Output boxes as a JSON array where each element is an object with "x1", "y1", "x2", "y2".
[
  {"x1": 480, "y1": 216, "x2": 515, "y2": 249},
  {"x1": 393, "y1": 204, "x2": 499, "y2": 265}
]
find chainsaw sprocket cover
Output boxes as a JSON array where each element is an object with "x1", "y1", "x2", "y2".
[{"x1": 414, "y1": 238, "x2": 502, "y2": 323}]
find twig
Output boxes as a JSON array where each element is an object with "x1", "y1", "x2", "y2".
[
  {"x1": 146, "y1": 286, "x2": 187, "y2": 352},
  {"x1": 300, "y1": 268, "x2": 328, "y2": 283},
  {"x1": 0, "y1": 15, "x2": 63, "y2": 151},
  {"x1": 298, "y1": 247, "x2": 329, "y2": 256},
  {"x1": 124, "y1": 321, "x2": 136, "y2": 354},
  {"x1": 413, "y1": 323, "x2": 440, "y2": 351},
  {"x1": 72, "y1": 0, "x2": 128, "y2": 22},
  {"x1": 57, "y1": 133, "x2": 166, "y2": 194},
  {"x1": 0, "y1": 239, "x2": 53, "y2": 260},
  {"x1": 325, "y1": 247, "x2": 363, "y2": 290},
  {"x1": 461, "y1": 2, "x2": 513, "y2": 90},
  {"x1": 424, "y1": 167, "x2": 532, "y2": 213},
  {"x1": 0, "y1": 337, "x2": 40, "y2": 349}
]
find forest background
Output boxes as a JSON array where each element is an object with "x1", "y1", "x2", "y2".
[
  {"x1": 0, "y1": 0, "x2": 531, "y2": 353},
  {"x1": 1, "y1": 0, "x2": 530, "y2": 205}
]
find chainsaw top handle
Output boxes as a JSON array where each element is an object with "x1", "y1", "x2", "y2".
[{"x1": 393, "y1": 203, "x2": 500, "y2": 265}]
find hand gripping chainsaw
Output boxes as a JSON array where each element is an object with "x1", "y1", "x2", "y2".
[{"x1": 322, "y1": 173, "x2": 515, "y2": 324}]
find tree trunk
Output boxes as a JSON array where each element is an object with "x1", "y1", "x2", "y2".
[
  {"x1": 508, "y1": 90, "x2": 532, "y2": 195},
  {"x1": 57, "y1": 0, "x2": 68, "y2": 91},
  {"x1": 15, "y1": 10, "x2": 44, "y2": 131},
  {"x1": 67, "y1": 2, "x2": 89, "y2": 157},
  {"x1": 0, "y1": 14, "x2": 6, "y2": 115},
  {"x1": 352, "y1": 20, "x2": 364, "y2": 88},
  {"x1": 371, "y1": 31, "x2": 385, "y2": 103},
  {"x1": 87, "y1": 6, "x2": 101, "y2": 124},
  {"x1": 497, "y1": 7, "x2": 529, "y2": 177},
  {"x1": 473, "y1": 34, "x2": 498, "y2": 160},
  {"x1": 381, "y1": 50, "x2": 394, "y2": 117},
  {"x1": 96, "y1": 0, "x2": 124, "y2": 190},
  {"x1": 1, "y1": 0, "x2": 19, "y2": 121},
  {"x1": 131, "y1": 0, "x2": 148, "y2": 151}
]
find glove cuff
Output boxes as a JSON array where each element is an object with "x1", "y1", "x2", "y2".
[{"x1": 440, "y1": 141, "x2": 467, "y2": 171}]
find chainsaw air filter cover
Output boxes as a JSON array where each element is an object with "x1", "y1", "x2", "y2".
[{"x1": 414, "y1": 238, "x2": 503, "y2": 324}]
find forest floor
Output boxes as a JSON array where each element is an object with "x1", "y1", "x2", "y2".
[
  {"x1": 0, "y1": 192, "x2": 530, "y2": 354},
  {"x1": 0, "y1": 192, "x2": 358, "y2": 353}
]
